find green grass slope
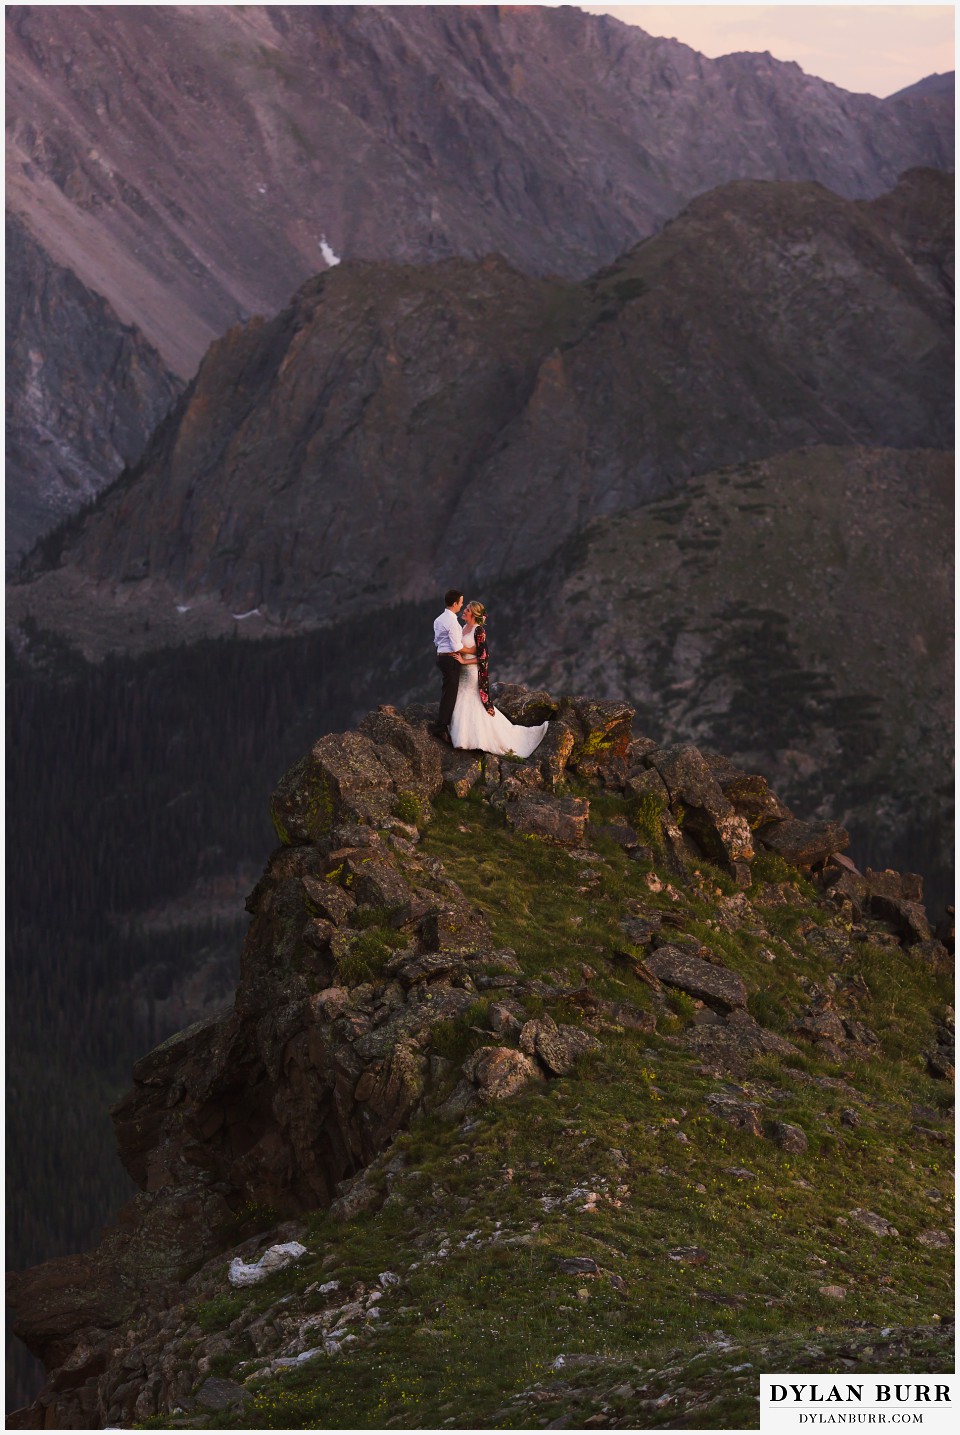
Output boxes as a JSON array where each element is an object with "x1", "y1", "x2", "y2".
[{"x1": 126, "y1": 780, "x2": 952, "y2": 1431}]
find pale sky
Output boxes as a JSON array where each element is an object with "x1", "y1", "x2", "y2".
[{"x1": 579, "y1": 5, "x2": 955, "y2": 96}]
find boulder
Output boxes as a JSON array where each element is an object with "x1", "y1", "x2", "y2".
[
  {"x1": 794, "y1": 1001, "x2": 848, "y2": 1046},
  {"x1": 841, "y1": 1018, "x2": 880, "y2": 1047},
  {"x1": 271, "y1": 714, "x2": 443, "y2": 846},
  {"x1": 849, "y1": 1208, "x2": 899, "y2": 1238},
  {"x1": 869, "y1": 893, "x2": 933, "y2": 945},
  {"x1": 385, "y1": 951, "x2": 471, "y2": 987},
  {"x1": 604, "y1": 1002, "x2": 656, "y2": 1033},
  {"x1": 619, "y1": 913, "x2": 661, "y2": 947},
  {"x1": 488, "y1": 1000, "x2": 525, "y2": 1042},
  {"x1": 564, "y1": 697, "x2": 635, "y2": 768},
  {"x1": 865, "y1": 868, "x2": 924, "y2": 902},
  {"x1": 684, "y1": 1010, "x2": 798, "y2": 1075},
  {"x1": 925, "y1": 1011, "x2": 955, "y2": 1081},
  {"x1": 329, "y1": 1171, "x2": 383, "y2": 1223},
  {"x1": 441, "y1": 749, "x2": 484, "y2": 798},
  {"x1": 701, "y1": 752, "x2": 791, "y2": 826},
  {"x1": 504, "y1": 792, "x2": 589, "y2": 845},
  {"x1": 464, "y1": 1046, "x2": 542, "y2": 1101},
  {"x1": 705, "y1": 1094, "x2": 764, "y2": 1138},
  {"x1": 518, "y1": 1014, "x2": 599, "y2": 1076},
  {"x1": 767, "y1": 1121, "x2": 809, "y2": 1154},
  {"x1": 917, "y1": 1230, "x2": 952, "y2": 1249},
  {"x1": 302, "y1": 876, "x2": 356, "y2": 926},
  {"x1": 196, "y1": 1378, "x2": 244, "y2": 1411},
  {"x1": 343, "y1": 856, "x2": 412, "y2": 915},
  {"x1": 757, "y1": 817, "x2": 850, "y2": 865},
  {"x1": 645, "y1": 744, "x2": 754, "y2": 869},
  {"x1": 534, "y1": 719, "x2": 577, "y2": 786},
  {"x1": 646, "y1": 946, "x2": 748, "y2": 1011},
  {"x1": 490, "y1": 685, "x2": 559, "y2": 725},
  {"x1": 418, "y1": 900, "x2": 490, "y2": 953},
  {"x1": 593, "y1": 822, "x2": 640, "y2": 851},
  {"x1": 624, "y1": 768, "x2": 669, "y2": 803}
]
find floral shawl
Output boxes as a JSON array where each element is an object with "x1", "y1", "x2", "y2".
[{"x1": 475, "y1": 624, "x2": 495, "y2": 715}]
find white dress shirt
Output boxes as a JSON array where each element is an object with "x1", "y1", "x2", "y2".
[{"x1": 434, "y1": 609, "x2": 464, "y2": 654}]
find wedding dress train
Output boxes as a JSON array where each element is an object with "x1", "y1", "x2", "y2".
[{"x1": 448, "y1": 660, "x2": 548, "y2": 757}]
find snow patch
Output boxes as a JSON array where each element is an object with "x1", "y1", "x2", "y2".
[
  {"x1": 231, "y1": 607, "x2": 261, "y2": 621},
  {"x1": 319, "y1": 234, "x2": 341, "y2": 267}
]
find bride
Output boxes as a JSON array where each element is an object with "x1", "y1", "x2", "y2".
[{"x1": 449, "y1": 601, "x2": 548, "y2": 757}]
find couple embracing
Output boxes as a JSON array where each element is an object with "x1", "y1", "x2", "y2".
[{"x1": 430, "y1": 589, "x2": 548, "y2": 757}]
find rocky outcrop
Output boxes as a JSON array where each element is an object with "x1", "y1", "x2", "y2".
[
  {"x1": 4, "y1": 213, "x2": 180, "y2": 569},
  {"x1": 7, "y1": 689, "x2": 950, "y2": 1427}
]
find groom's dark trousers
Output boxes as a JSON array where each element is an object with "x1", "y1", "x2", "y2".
[{"x1": 435, "y1": 654, "x2": 461, "y2": 733}]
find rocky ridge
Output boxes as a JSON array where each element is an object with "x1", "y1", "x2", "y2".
[
  {"x1": 9, "y1": 170, "x2": 954, "y2": 644},
  {"x1": 7, "y1": 689, "x2": 953, "y2": 1428}
]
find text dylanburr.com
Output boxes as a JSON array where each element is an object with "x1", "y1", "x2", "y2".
[{"x1": 761, "y1": 1376, "x2": 957, "y2": 1433}]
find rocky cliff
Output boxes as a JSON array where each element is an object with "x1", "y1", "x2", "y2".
[
  {"x1": 9, "y1": 170, "x2": 954, "y2": 647},
  {"x1": 8, "y1": 693, "x2": 953, "y2": 1428},
  {"x1": 4, "y1": 213, "x2": 181, "y2": 569}
]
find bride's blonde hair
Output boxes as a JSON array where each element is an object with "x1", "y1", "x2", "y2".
[{"x1": 467, "y1": 600, "x2": 488, "y2": 622}]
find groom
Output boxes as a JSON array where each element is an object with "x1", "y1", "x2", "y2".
[{"x1": 430, "y1": 588, "x2": 465, "y2": 742}]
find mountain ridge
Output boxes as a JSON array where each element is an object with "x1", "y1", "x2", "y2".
[
  {"x1": 6, "y1": 4, "x2": 952, "y2": 561},
  {"x1": 8, "y1": 170, "x2": 953, "y2": 648},
  {"x1": 7, "y1": 4, "x2": 953, "y2": 374}
]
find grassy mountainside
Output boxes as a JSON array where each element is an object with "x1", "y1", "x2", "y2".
[{"x1": 9, "y1": 697, "x2": 953, "y2": 1428}]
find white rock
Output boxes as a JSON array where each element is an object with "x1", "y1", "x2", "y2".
[
  {"x1": 274, "y1": 1347, "x2": 323, "y2": 1368},
  {"x1": 228, "y1": 1241, "x2": 308, "y2": 1287}
]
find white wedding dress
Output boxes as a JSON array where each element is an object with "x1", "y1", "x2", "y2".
[{"x1": 449, "y1": 634, "x2": 548, "y2": 757}]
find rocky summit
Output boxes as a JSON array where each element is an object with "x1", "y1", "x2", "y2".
[{"x1": 7, "y1": 691, "x2": 953, "y2": 1429}]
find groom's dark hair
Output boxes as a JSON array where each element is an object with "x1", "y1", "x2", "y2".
[{"x1": 444, "y1": 588, "x2": 463, "y2": 607}]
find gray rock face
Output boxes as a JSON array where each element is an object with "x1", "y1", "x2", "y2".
[
  {"x1": 4, "y1": 214, "x2": 180, "y2": 570},
  {"x1": 493, "y1": 445, "x2": 952, "y2": 913},
  {"x1": 647, "y1": 947, "x2": 748, "y2": 1012}
]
